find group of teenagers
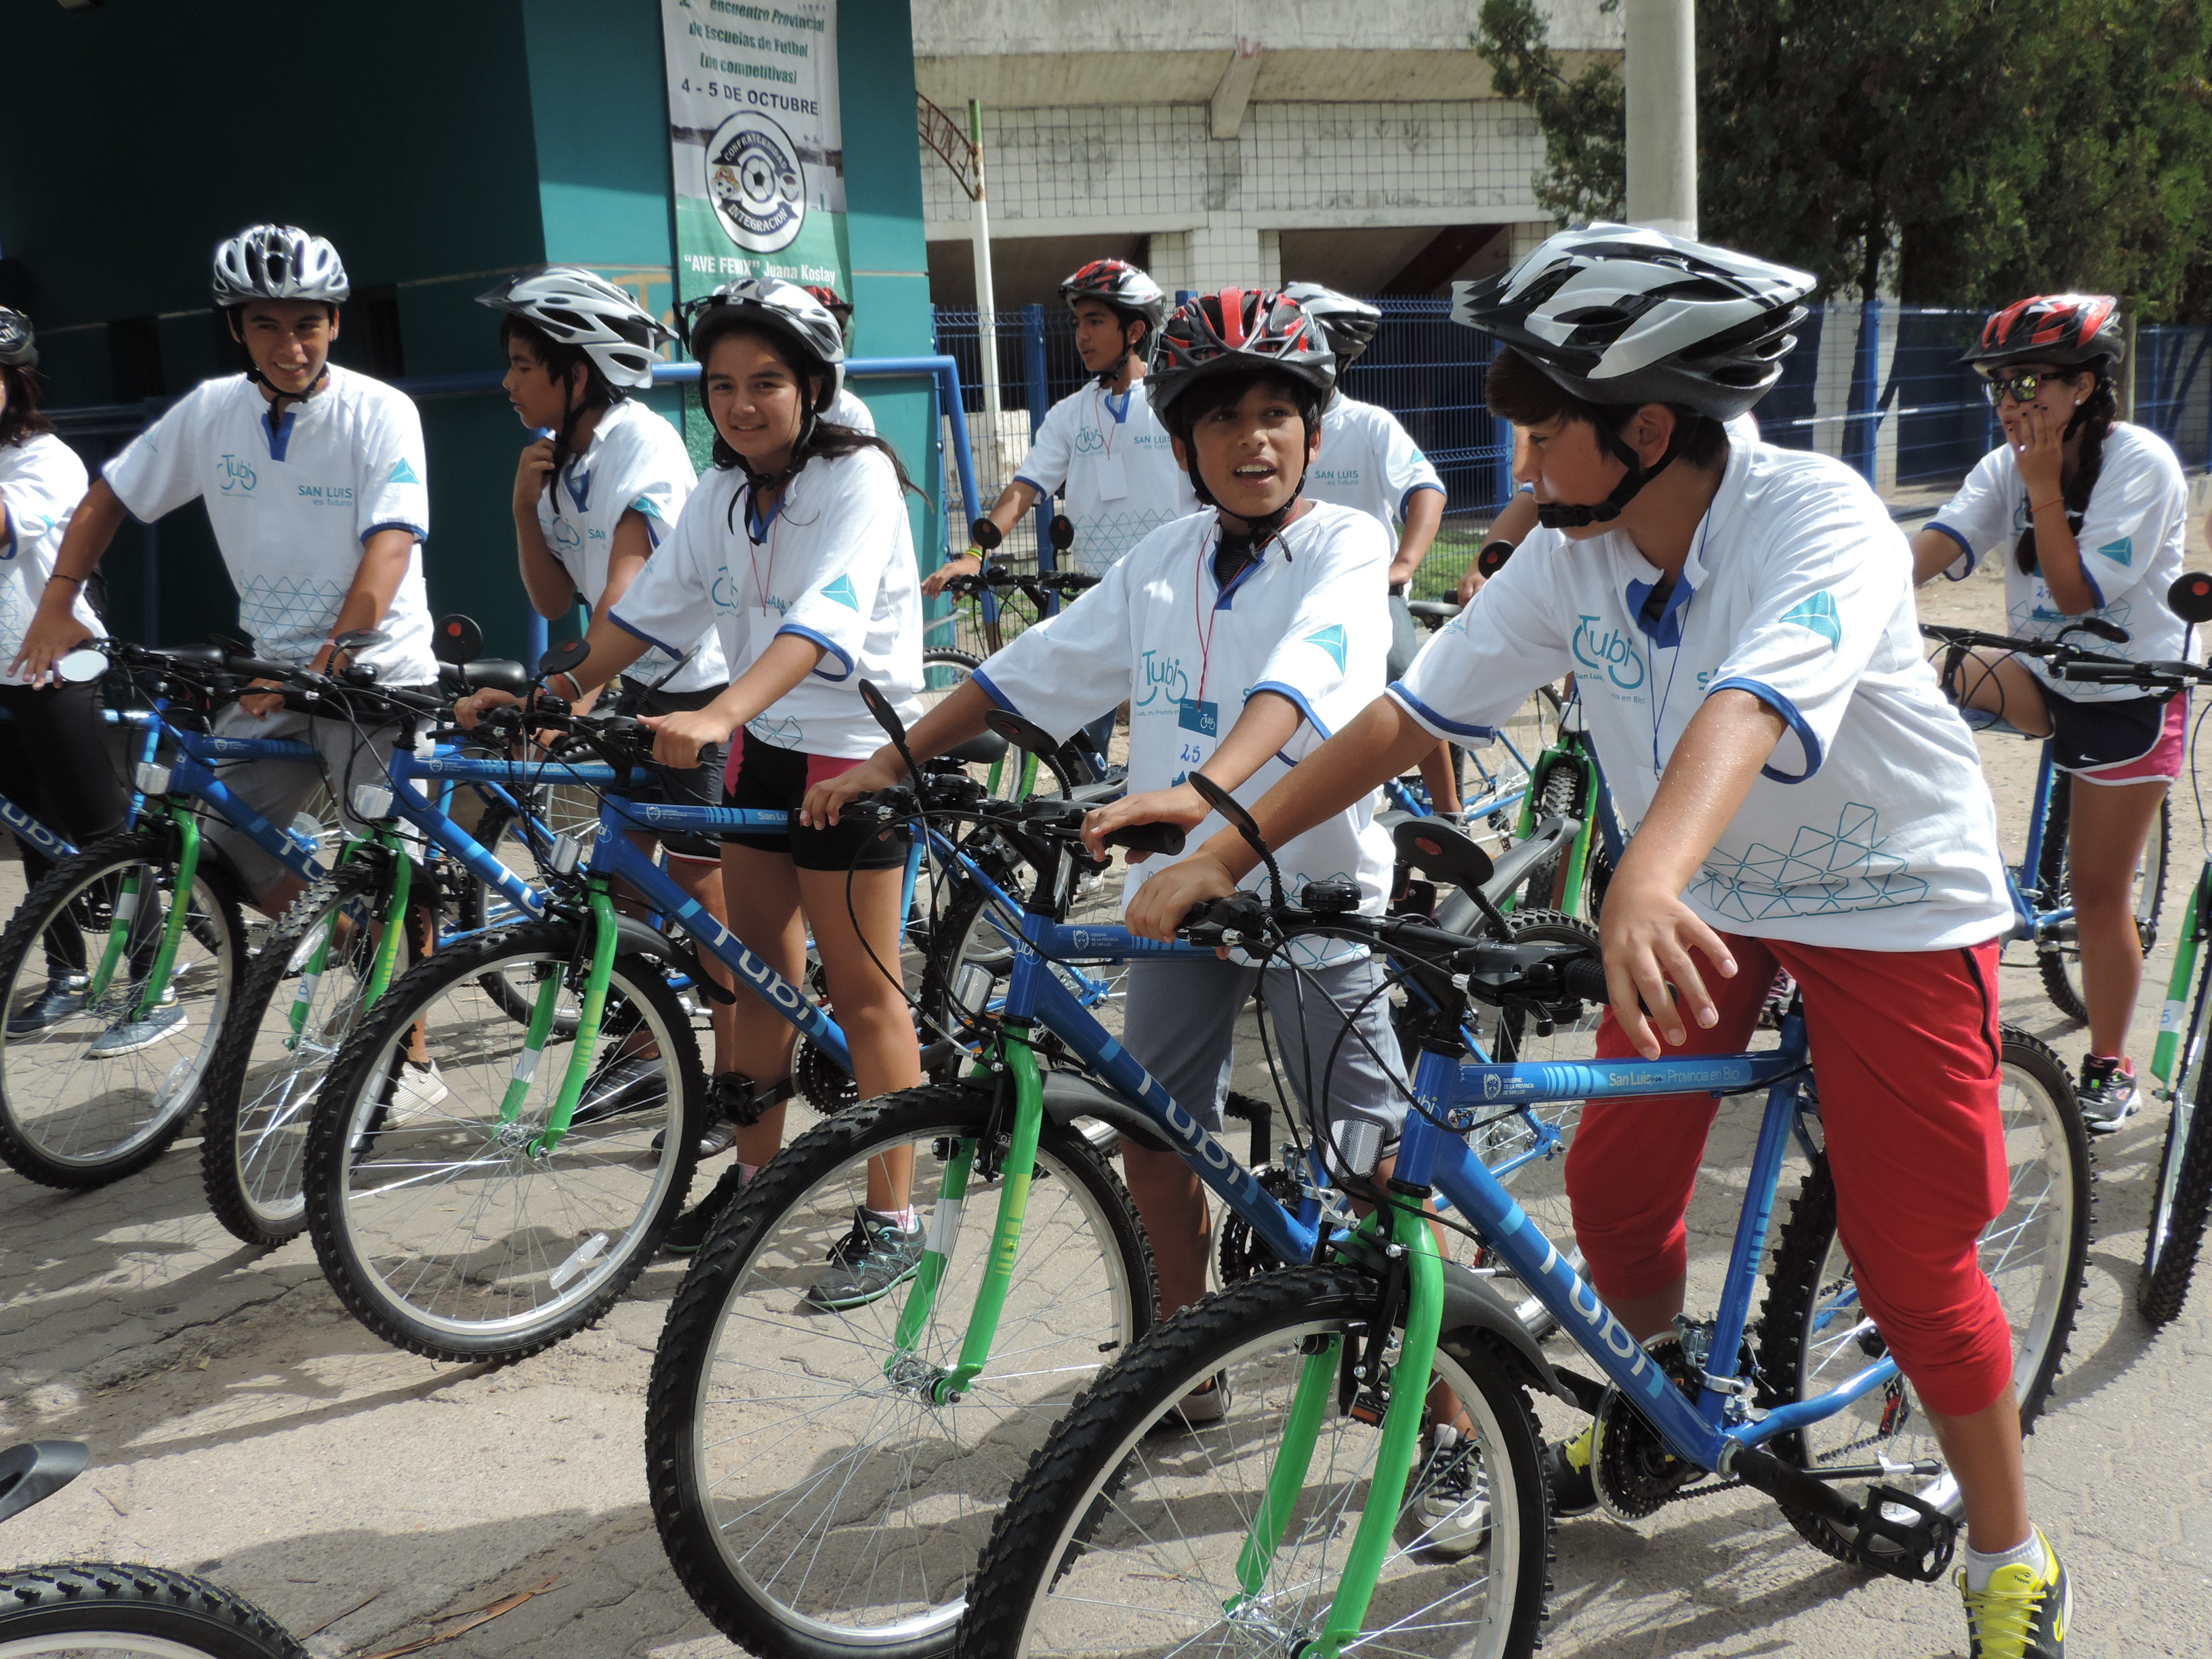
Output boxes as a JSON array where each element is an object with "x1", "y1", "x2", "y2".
[{"x1": 0, "y1": 217, "x2": 2192, "y2": 1658}]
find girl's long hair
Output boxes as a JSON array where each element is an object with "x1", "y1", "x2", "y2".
[
  {"x1": 0, "y1": 363, "x2": 55, "y2": 449},
  {"x1": 503, "y1": 315, "x2": 621, "y2": 509}
]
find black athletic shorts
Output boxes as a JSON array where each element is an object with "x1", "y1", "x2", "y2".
[
  {"x1": 2041, "y1": 684, "x2": 2175, "y2": 776},
  {"x1": 720, "y1": 734, "x2": 912, "y2": 872}
]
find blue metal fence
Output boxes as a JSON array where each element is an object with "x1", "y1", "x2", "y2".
[{"x1": 932, "y1": 298, "x2": 2212, "y2": 595}]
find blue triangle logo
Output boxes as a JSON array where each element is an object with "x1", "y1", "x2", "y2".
[
  {"x1": 388, "y1": 458, "x2": 421, "y2": 485},
  {"x1": 822, "y1": 573, "x2": 859, "y2": 610},
  {"x1": 1303, "y1": 623, "x2": 1347, "y2": 671},
  {"x1": 2098, "y1": 537, "x2": 2133, "y2": 567},
  {"x1": 1780, "y1": 592, "x2": 1840, "y2": 652}
]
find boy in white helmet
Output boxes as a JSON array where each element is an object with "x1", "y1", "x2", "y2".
[
  {"x1": 1130, "y1": 227, "x2": 2069, "y2": 1658},
  {"x1": 19, "y1": 226, "x2": 438, "y2": 913}
]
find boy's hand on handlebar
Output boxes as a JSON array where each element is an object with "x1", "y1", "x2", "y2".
[
  {"x1": 640, "y1": 706, "x2": 735, "y2": 771},
  {"x1": 1597, "y1": 874, "x2": 1736, "y2": 1059},
  {"x1": 1126, "y1": 851, "x2": 1239, "y2": 943},
  {"x1": 456, "y1": 688, "x2": 522, "y2": 731},
  {"x1": 922, "y1": 552, "x2": 981, "y2": 598},
  {"x1": 801, "y1": 747, "x2": 905, "y2": 827},
  {"x1": 1457, "y1": 564, "x2": 1487, "y2": 605},
  {"x1": 237, "y1": 678, "x2": 287, "y2": 719},
  {"x1": 1081, "y1": 783, "x2": 1208, "y2": 865}
]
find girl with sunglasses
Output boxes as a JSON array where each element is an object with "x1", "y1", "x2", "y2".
[{"x1": 1912, "y1": 294, "x2": 2191, "y2": 1130}]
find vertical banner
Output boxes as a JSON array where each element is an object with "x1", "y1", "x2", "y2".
[{"x1": 661, "y1": 1, "x2": 850, "y2": 450}]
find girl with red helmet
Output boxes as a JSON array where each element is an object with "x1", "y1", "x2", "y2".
[{"x1": 1913, "y1": 293, "x2": 2191, "y2": 1130}]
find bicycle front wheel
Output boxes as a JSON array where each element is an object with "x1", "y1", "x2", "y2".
[
  {"x1": 1756, "y1": 1026, "x2": 2088, "y2": 1568},
  {"x1": 201, "y1": 862, "x2": 401, "y2": 1245},
  {"x1": 305, "y1": 920, "x2": 704, "y2": 1362},
  {"x1": 0, "y1": 831, "x2": 245, "y2": 1188},
  {"x1": 961, "y1": 1267, "x2": 1551, "y2": 1659},
  {"x1": 646, "y1": 1082, "x2": 1153, "y2": 1659},
  {"x1": 2142, "y1": 941, "x2": 2212, "y2": 1325},
  {"x1": 0, "y1": 1563, "x2": 308, "y2": 1658}
]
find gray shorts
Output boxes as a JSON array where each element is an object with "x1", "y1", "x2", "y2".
[
  {"x1": 1120, "y1": 954, "x2": 1409, "y2": 1160},
  {"x1": 203, "y1": 701, "x2": 419, "y2": 899},
  {"x1": 1386, "y1": 590, "x2": 1420, "y2": 681}
]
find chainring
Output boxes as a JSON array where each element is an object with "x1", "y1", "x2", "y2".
[
  {"x1": 795, "y1": 1033, "x2": 859, "y2": 1115},
  {"x1": 1216, "y1": 1165, "x2": 1305, "y2": 1284},
  {"x1": 1591, "y1": 1338, "x2": 1708, "y2": 1523}
]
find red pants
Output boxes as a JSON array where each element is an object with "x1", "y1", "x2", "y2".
[{"x1": 1566, "y1": 935, "x2": 2015, "y2": 1417}]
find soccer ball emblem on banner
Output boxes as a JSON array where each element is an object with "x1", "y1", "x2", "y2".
[{"x1": 706, "y1": 110, "x2": 806, "y2": 252}]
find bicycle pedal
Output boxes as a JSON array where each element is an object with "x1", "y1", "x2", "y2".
[
  {"x1": 1347, "y1": 1381, "x2": 1391, "y2": 1426},
  {"x1": 1848, "y1": 1483, "x2": 1957, "y2": 1583}
]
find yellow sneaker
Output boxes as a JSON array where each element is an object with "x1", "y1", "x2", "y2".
[
  {"x1": 1959, "y1": 1529, "x2": 2069, "y2": 1658},
  {"x1": 1542, "y1": 1420, "x2": 1596, "y2": 1517}
]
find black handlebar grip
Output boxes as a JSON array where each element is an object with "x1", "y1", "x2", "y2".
[
  {"x1": 1562, "y1": 957, "x2": 1611, "y2": 1003},
  {"x1": 1102, "y1": 821, "x2": 1186, "y2": 856},
  {"x1": 970, "y1": 518, "x2": 1002, "y2": 552}
]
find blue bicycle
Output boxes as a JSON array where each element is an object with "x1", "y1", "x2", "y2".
[{"x1": 957, "y1": 781, "x2": 2090, "y2": 1659}]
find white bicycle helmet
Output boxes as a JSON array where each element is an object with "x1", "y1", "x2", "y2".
[
  {"x1": 476, "y1": 266, "x2": 672, "y2": 390},
  {"x1": 678, "y1": 277, "x2": 845, "y2": 411},
  {"x1": 0, "y1": 308, "x2": 35, "y2": 371},
  {"x1": 211, "y1": 224, "x2": 350, "y2": 309},
  {"x1": 1282, "y1": 283, "x2": 1381, "y2": 366},
  {"x1": 1452, "y1": 224, "x2": 1814, "y2": 420}
]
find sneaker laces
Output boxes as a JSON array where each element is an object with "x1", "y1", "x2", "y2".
[{"x1": 1961, "y1": 1561, "x2": 2050, "y2": 1654}]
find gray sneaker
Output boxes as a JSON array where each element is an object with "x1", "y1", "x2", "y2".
[
  {"x1": 7, "y1": 975, "x2": 87, "y2": 1036},
  {"x1": 2078, "y1": 1054, "x2": 2139, "y2": 1132},
  {"x1": 87, "y1": 996, "x2": 186, "y2": 1057},
  {"x1": 803, "y1": 1207, "x2": 924, "y2": 1309},
  {"x1": 1403, "y1": 1425, "x2": 1492, "y2": 1559}
]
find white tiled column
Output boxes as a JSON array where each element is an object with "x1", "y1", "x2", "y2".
[{"x1": 1187, "y1": 222, "x2": 1269, "y2": 293}]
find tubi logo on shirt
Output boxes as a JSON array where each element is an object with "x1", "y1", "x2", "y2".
[
  {"x1": 1572, "y1": 615, "x2": 1647, "y2": 692},
  {"x1": 1136, "y1": 649, "x2": 1190, "y2": 707},
  {"x1": 1073, "y1": 426, "x2": 1106, "y2": 455},
  {"x1": 217, "y1": 454, "x2": 258, "y2": 493}
]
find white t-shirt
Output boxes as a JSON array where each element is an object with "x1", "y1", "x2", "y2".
[
  {"x1": 1927, "y1": 422, "x2": 2190, "y2": 703},
  {"x1": 1394, "y1": 442, "x2": 2011, "y2": 951},
  {"x1": 104, "y1": 367, "x2": 437, "y2": 686},
  {"x1": 829, "y1": 388, "x2": 875, "y2": 433},
  {"x1": 536, "y1": 400, "x2": 721, "y2": 695},
  {"x1": 611, "y1": 447, "x2": 923, "y2": 758},
  {"x1": 976, "y1": 501, "x2": 1395, "y2": 966},
  {"x1": 1017, "y1": 379, "x2": 1200, "y2": 577},
  {"x1": 0, "y1": 434, "x2": 104, "y2": 685},
  {"x1": 1304, "y1": 394, "x2": 1446, "y2": 537}
]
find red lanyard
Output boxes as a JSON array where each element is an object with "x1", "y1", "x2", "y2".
[
  {"x1": 745, "y1": 489, "x2": 782, "y2": 615},
  {"x1": 1092, "y1": 386, "x2": 1120, "y2": 459},
  {"x1": 1192, "y1": 527, "x2": 1240, "y2": 702}
]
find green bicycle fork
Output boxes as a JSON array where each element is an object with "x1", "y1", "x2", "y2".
[
  {"x1": 531, "y1": 887, "x2": 621, "y2": 1155},
  {"x1": 882, "y1": 1034, "x2": 1046, "y2": 1403},
  {"x1": 98, "y1": 807, "x2": 204, "y2": 1019},
  {"x1": 2152, "y1": 874, "x2": 2207, "y2": 1088},
  {"x1": 286, "y1": 835, "x2": 412, "y2": 1046},
  {"x1": 1226, "y1": 1204, "x2": 1443, "y2": 1657}
]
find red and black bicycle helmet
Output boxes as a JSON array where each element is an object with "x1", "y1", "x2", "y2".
[
  {"x1": 1963, "y1": 293, "x2": 2125, "y2": 373},
  {"x1": 1145, "y1": 288, "x2": 1338, "y2": 423},
  {"x1": 1059, "y1": 259, "x2": 1167, "y2": 333}
]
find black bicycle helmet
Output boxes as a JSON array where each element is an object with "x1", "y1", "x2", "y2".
[{"x1": 0, "y1": 308, "x2": 35, "y2": 371}]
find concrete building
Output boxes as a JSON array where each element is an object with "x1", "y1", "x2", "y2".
[{"x1": 912, "y1": 0, "x2": 1622, "y2": 305}]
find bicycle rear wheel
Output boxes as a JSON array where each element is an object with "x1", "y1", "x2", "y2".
[
  {"x1": 0, "y1": 1563, "x2": 308, "y2": 1658},
  {"x1": 646, "y1": 1082, "x2": 1153, "y2": 1659},
  {"x1": 0, "y1": 831, "x2": 245, "y2": 1188},
  {"x1": 2141, "y1": 943, "x2": 2212, "y2": 1325},
  {"x1": 959, "y1": 1267, "x2": 1551, "y2": 1659},
  {"x1": 1755, "y1": 1027, "x2": 2088, "y2": 1568},
  {"x1": 304, "y1": 920, "x2": 703, "y2": 1361}
]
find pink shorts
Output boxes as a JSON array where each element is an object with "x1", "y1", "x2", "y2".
[{"x1": 2074, "y1": 689, "x2": 2188, "y2": 786}]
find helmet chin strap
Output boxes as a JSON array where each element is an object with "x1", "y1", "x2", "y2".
[
  {"x1": 247, "y1": 362, "x2": 330, "y2": 441},
  {"x1": 1536, "y1": 420, "x2": 1687, "y2": 531}
]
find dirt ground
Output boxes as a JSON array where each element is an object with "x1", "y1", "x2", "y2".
[{"x1": 6, "y1": 507, "x2": 2212, "y2": 1658}]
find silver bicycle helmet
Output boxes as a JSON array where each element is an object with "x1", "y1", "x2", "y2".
[
  {"x1": 1282, "y1": 283, "x2": 1381, "y2": 366},
  {"x1": 678, "y1": 277, "x2": 845, "y2": 411},
  {"x1": 0, "y1": 308, "x2": 35, "y2": 371},
  {"x1": 476, "y1": 267, "x2": 672, "y2": 390},
  {"x1": 211, "y1": 224, "x2": 350, "y2": 308},
  {"x1": 1452, "y1": 224, "x2": 1815, "y2": 421}
]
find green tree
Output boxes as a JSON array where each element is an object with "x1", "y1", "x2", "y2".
[{"x1": 1473, "y1": 0, "x2": 2212, "y2": 321}]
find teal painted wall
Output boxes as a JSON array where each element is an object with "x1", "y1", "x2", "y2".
[{"x1": 1, "y1": 0, "x2": 937, "y2": 659}]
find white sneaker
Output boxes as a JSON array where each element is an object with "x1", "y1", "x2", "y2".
[
  {"x1": 1406, "y1": 1425, "x2": 1492, "y2": 1560},
  {"x1": 386, "y1": 1058, "x2": 449, "y2": 1121}
]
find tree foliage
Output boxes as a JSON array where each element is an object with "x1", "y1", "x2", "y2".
[{"x1": 1473, "y1": 0, "x2": 2212, "y2": 321}]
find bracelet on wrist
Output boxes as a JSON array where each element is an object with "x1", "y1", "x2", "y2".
[
  {"x1": 2030, "y1": 496, "x2": 2065, "y2": 516},
  {"x1": 47, "y1": 574, "x2": 83, "y2": 589}
]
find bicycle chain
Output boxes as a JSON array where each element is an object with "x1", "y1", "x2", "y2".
[{"x1": 1652, "y1": 1423, "x2": 1893, "y2": 1507}]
